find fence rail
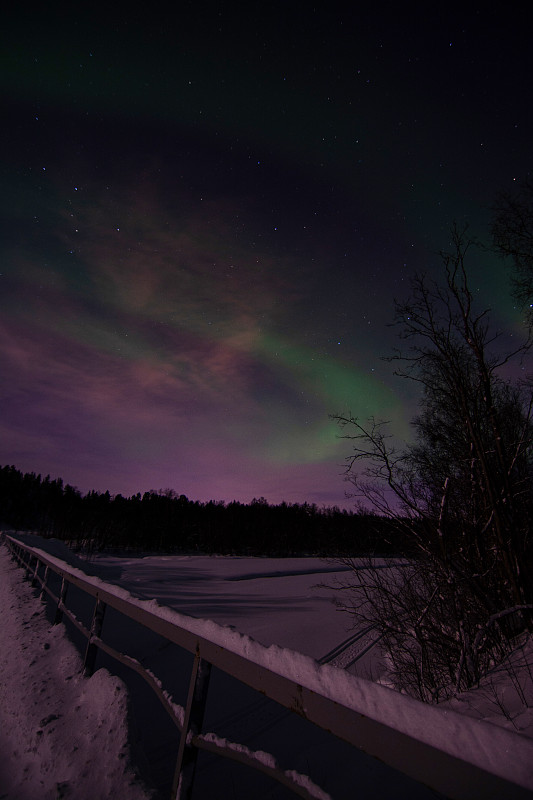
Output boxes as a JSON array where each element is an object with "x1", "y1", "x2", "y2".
[{"x1": 3, "y1": 532, "x2": 533, "y2": 800}]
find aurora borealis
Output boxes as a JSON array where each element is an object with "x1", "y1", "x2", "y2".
[{"x1": 1, "y1": 6, "x2": 532, "y2": 506}]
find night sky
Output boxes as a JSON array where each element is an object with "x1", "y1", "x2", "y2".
[{"x1": 2, "y1": 6, "x2": 532, "y2": 507}]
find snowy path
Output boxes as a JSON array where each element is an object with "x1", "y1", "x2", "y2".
[{"x1": 0, "y1": 546, "x2": 152, "y2": 800}]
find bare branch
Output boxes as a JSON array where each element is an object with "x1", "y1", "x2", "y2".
[{"x1": 331, "y1": 223, "x2": 533, "y2": 703}]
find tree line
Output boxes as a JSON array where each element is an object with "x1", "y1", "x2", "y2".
[{"x1": 0, "y1": 464, "x2": 402, "y2": 556}]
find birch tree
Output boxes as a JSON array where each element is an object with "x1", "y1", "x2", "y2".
[{"x1": 333, "y1": 228, "x2": 533, "y2": 701}]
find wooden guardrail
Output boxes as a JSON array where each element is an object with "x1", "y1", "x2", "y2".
[{"x1": 3, "y1": 533, "x2": 533, "y2": 799}]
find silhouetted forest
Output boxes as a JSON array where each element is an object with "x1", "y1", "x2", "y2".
[{"x1": 0, "y1": 464, "x2": 401, "y2": 556}]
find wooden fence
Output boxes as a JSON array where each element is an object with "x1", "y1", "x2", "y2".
[{"x1": 3, "y1": 533, "x2": 533, "y2": 800}]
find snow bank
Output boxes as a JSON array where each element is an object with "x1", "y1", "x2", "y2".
[
  {"x1": 192, "y1": 732, "x2": 332, "y2": 800},
  {"x1": 0, "y1": 546, "x2": 152, "y2": 800},
  {"x1": 442, "y1": 635, "x2": 533, "y2": 737}
]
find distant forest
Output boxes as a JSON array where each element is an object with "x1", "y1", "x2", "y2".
[{"x1": 0, "y1": 464, "x2": 400, "y2": 556}]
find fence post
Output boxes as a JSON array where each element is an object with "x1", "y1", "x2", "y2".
[
  {"x1": 24, "y1": 553, "x2": 34, "y2": 581},
  {"x1": 40, "y1": 565, "x2": 49, "y2": 601},
  {"x1": 84, "y1": 598, "x2": 107, "y2": 677},
  {"x1": 54, "y1": 576, "x2": 69, "y2": 624},
  {"x1": 31, "y1": 557, "x2": 41, "y2": 588},
  {"x1": 172, "y1": 648, "x2": 212, "y2": 800}
]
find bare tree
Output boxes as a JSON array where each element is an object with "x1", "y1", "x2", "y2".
[{"x1": 332, "y1": 227, "x2": 533, "y2": 702}]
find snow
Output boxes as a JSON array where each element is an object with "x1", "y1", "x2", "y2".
[
  {"x1": 0, "y1": 545, "x2": 152, "y2": 800},
  {"x1": 441, "y1": 635, "x2": 533, "y2": 736},
  {"x1": 3, "y1": 533, "x2": 533, "y2": 799},
  {"x1": 190, "y1": 732, "x2": 332, "y2": 800}
]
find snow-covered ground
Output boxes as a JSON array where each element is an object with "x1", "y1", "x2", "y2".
[
  {"x1": 0, "y1": 544, "x2": 152, "y2": 800},
  {"x1": 2, "y1": 534, "x2": 533, "y2": 799}
]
